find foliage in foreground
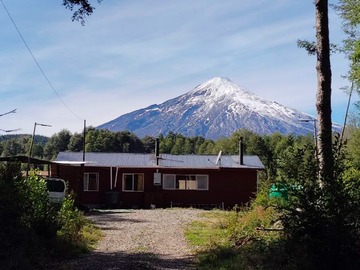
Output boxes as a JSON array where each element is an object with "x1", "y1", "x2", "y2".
[
  {"x1": 186, "y1": 138, "x2": 360, "y2": 270},
  {"x1": 55, "y1": 195, "x2": 102, "y2": 255},
  {"x1": 268, "y1": 134, "x2": 360, "y2": 269},
  {"x1": 0, "y1": 164, "x2": 101, "y2": 269},
  {"x1": 185, "y1": 206, "x2": 285, "y2": 270}
]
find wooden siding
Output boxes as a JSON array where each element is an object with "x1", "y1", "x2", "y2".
[{"x1": 51, "y1": 164, "x2": 258, "y2": 209}]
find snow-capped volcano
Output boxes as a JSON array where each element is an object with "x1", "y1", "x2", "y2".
[{"x1": 97, "y1": 77, "x2": 335, "y2": 139}]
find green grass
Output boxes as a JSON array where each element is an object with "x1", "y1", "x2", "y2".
[
  {"x1": 185, "y1": 210, "x2": 230, "y2": 248},
  {"x1": 185, "y1": 207, "x2": 288, "y2": 270},
  {"x1": 54, "y1": 218, "x2": 103, "y2": 257},
  {"x1": 45, "y1": 218, "x2": 103, "y2": 269},
  {"x1": 79, "y1": 221, "x2": 103, "y2": 251}
]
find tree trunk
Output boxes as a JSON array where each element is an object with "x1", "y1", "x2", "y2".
[{"x1": 315, "y1": 0, "x2": 333, "y2": 184}]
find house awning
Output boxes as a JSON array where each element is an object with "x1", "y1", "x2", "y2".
[
  {"x1": 52, "y1": 161, "x2": 88, "y2": 165},
  {"x1": 0, "y1": 155, "x2": 52, "y2": 164},
  {"x1": 0, "y1": 156, "x2": 88, "y2": 166},
  {"x1": 0, "y1": 156, "x2": 91, "y2": 165}
]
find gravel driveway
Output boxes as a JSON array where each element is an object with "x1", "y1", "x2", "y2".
[{"x1": 62, "y1": 208, "x2": 205, "y2": 270}]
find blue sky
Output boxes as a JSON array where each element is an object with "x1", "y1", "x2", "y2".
[{"x1": 0, "y1": 0, "x2": 355, "y2": 137}]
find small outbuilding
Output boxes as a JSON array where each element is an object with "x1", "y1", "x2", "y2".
[{"x1": 51, "y1": 151, "x2": 264, "y2": 209}]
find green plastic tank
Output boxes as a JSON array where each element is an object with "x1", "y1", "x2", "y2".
[{"x1": 269, "y1": 184, "x2": 288, "y2": 200}]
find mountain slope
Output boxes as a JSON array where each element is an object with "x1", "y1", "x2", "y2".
[{"x1": 98, "y1": 77, "x2": 338, "y2": 139}]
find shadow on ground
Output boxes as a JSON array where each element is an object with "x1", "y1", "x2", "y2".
[
  {"x1": 49, "y1": 250, "x2": 195, "y2": 270},
  {"x1": 86, "y1": 210, "x2": 148, "y2": 229}
]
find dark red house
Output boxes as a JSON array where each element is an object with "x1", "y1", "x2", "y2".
[{"x1": 51, "y1": 151, "x2": 264, "y2": 209}]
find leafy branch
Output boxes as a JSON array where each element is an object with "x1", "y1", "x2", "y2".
[
  {"x1": 62, "y1": 0, "x2": 102, "y2": 25},
  {"x1": 297, "y1": 39, "x2": 342, "y2": 55}
]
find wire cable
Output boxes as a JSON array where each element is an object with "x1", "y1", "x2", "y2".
[{"x1": 1, "y1": 0, "x2": 84, "y2": 121}]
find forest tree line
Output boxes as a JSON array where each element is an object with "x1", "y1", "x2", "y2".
[{"x1": 1, "y1": 124, "x2": 360, "y2": 181}]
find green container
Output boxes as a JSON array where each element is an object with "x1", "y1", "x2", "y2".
[{"x1": 269, "y1": 184, "x2": 288, "y2": 200}]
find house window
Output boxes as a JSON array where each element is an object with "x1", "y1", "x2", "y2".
[
  {"x1": 123, "y1": 173, "x2": 144, "y2": 192},
  {"x1": 84, "y1": 173, "x2": 99, "y2": 191},
  {"x1": 163, "y1": 174, "x2": 208, "y2": 190},
  {"x1": 163, "y1": 174, "x2": 175, "y2": 189}
]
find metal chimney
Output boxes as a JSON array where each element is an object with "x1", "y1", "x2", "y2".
[
  {"x1": 239, "y1": 137, "x2": 244, "y2": 165},
  {"x1": 155, "y1": 138, "x2": 160, "y2": 165}
]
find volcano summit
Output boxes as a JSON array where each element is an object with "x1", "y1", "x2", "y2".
[{"x1": 98, "y1": 77, "x2": 322, "y2": 139}]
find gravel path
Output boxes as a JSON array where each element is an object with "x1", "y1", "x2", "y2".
[{"x1": 61, "y1": 208, "x2": 205, "y2": 270}]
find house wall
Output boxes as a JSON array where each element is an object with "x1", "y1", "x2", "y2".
[{"x1": 51, "y1": 164, "x2": 258, "y2": 209}]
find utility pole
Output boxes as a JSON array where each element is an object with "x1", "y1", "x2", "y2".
[{"x1": 26, "y1": 122, "x2": 51, "y2": 176}]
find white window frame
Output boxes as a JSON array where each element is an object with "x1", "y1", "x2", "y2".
[
  {"x1": 122, "y1": 173, "x2": 144, "y2": 192},
  {"x1": 163, "y1": 174, "x2": 209, "y2": 191},
  {"x1": 83, "y1": 173, "x2": 99, "y2": 191}
]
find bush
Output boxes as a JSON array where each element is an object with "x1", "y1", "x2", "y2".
[
  {"x1": 186, "y1": 207, "x2": 284, "y2": 270},
  {"x1": 0, "y1": 164, "x2": 51, "y2": 269},
  {"x1": 229, "y1": 206, "x2": 280, "y2": 246},
  {"x1": 55, "y1": 194, "x2": 94, "y2": 255},
  {"x1": 275, "y1": 141, "x2": 360, "y2": 269},
  {"x1": 0, "y1": 163, "x2": 100, "y2": 269},
  {"x1": 187, "y1": 139, "x2": 360, "y2": 270}
]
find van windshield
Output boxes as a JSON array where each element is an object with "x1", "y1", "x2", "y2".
[{"x1": 46, "y1": 180, "x2": 65, "y2": 192}]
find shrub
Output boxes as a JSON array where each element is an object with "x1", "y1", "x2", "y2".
[
  {"x1": 276, "y1": 140, "x2": 360, "y2": 269},
  {"x1": 20, "y1": 171, "x2": 60, "y2": 241},
  {"x1": 56, "y1": 194, "x2": 88, "y2": 253},
  {"x1": 0, "y1": 163, "x2": 101, "y2": 268},
  {"x1": 228, "y1": 206, "x2": 280, "y2": 247},
  {"x1": 0, "y1": 164, "x2": 50, "y2": 269},
  {"x1": 186, "y1": 207, "x2": 284, "y2": 270}
]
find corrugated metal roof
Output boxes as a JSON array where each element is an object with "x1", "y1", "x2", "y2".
[{"x1": 55, "y1": 152, "x2": 264, "y2": 170}]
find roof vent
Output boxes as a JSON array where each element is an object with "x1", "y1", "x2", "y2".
[{"x1": 215, "y1": 151, "x2": 222, "y2": 166}]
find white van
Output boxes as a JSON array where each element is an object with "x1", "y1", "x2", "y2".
[{"x1": 45, "y1": 177, "x2": 67, "y2": 203}]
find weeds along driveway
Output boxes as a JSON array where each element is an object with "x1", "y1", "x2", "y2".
[{"x1": 63, "y1": 208, "x2": 205, "y2": 270}]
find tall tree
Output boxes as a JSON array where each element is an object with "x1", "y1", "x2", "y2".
[
  {"x1": 1, "y1": 139, "x2": 25, "y2": 157},
  {"x1": 315, "y1": 0, "x2": 333, "y2": 184},
  {"x1": 44, "y1": 129, "x2": 72, "y2": 159},
  {"x1": 141, "y1": 136, "x2": 156, "y2": 153},
  {"x1": 68, "y1": 133, "x2": 84, "y2": 152}
]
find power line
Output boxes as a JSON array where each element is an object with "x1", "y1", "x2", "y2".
[
  {"x1": 1, "y1": 0, "x2": 84, "y2": 121},
  {"x1": 0, "y1": 109, "x2": 20, "y2": 132},
  {"x1": 0, "y1": 108, "x2": 16, "y2": 117},
  {"x1": 0, "y1": 128, "x2": 21, "y2": 133}
]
